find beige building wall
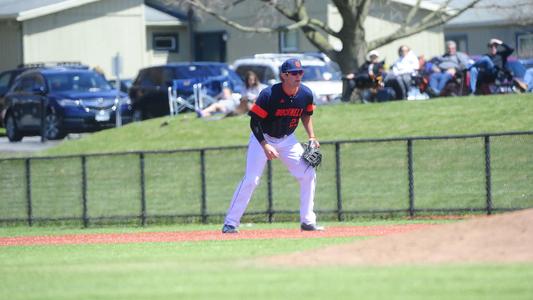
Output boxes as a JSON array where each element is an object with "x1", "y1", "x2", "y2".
[
  {"x1": 0, "y1": 20, "x2": 23, "y2": 71},
  {"x1": 21, "y1": 0, "x2": 145, "y2": 79}
]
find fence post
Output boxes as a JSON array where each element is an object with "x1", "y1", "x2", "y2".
[
  {"x1": 139, "y1": 153, "x2": 147, "y2": 226},
  {"x1": 267, "y1": 160, "x2": 273, "y2": 223},
  {"x1": 335, "y1": 142, "x2": 343, "y2": 221},
  {"x1": 407, "y1": 139, "x2": 415, "y2": 217},
  {"x1": 81, "y1": 156, "x2": 89, "y2": 228},
  {"x1": 200, "y1": 150, "x2": 207, "y2": 224},
  {"x1": 484, "y1": 136, "x2": 493, "y2": 215},
  {"x1": 25, "y1": 158, "x2": 33, "y2": 227}
]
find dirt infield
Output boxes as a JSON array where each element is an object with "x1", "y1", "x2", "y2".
[
  {"x1": 265, "y1": 209, "x2": 533, "y2": 266},
  {"x1": 0, "y1": 224, "x2": 431, "y2": 247}
]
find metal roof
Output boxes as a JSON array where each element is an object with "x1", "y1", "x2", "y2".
[
  {"x1": 429, "y1": 0, "x2": 533, "y2": 27},
  {"x1": 0, "y1": 0, "x2": 102, "y2": 21}
]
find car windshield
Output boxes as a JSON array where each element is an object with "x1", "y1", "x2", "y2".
[
  {"x1": 302, "y1": 65, "x2": 341, "y2": 81},
  {"x1": 173, "y1": 65, "x2": 228, "y2": 79},
  {"x1": 47, "y1": 72, "x2": 112, "y2": 92}
]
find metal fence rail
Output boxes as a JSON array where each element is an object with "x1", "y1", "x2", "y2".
[{"x1": 0, "y1": 131, "x2": 532, "y2": 227}]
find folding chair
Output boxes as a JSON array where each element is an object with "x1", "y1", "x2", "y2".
[{"x1": 168, "y1": 79, "x2": 205, "y2": 115}]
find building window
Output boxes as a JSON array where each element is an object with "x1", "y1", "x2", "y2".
[
  {"x1": 153, "y1": 34, "x2": 178, "y2": 52},
  {"x1": 279, "y1": 30, "x2": 299, "y2": 53},
  {"x1": 444, "y1": 34, "x2": 469, "y2": 54},
  {"x1": 516, "y1": 33, "x2": 533, "y2": 58}
]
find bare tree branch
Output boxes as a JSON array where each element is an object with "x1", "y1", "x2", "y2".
[
  {"x1": 368, "y1": 0, "x2": 482, "y2": 50},
  {"x1": 185, "y1": 0, "x2": 339, "y2": 36}
]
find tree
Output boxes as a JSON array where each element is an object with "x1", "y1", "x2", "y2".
[{"x1": 176, "y1": 0, "x2": 481, "y2": 74}]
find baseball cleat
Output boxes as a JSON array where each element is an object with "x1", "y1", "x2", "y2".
[
  {"x1": 300, "y1": 223, "x2": 325, "y2": 231},
  {"x1": 222, "y1": 224, "x2": 239, "y2": 234}
]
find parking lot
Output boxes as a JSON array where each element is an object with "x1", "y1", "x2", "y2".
[{"x1": 0, "y1": 136, "x2": 62, "y2": 154}]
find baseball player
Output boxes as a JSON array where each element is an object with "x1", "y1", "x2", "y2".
[{"x1": 222, "y1": 58, "x2": 323, "y2": 233}]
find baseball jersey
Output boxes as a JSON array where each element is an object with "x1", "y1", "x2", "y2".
[{"x1": 249, "y1": 83, "x2": 314, "y2": 138}]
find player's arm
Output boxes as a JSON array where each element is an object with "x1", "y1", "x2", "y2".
[
  {"x1": 301, "y1": 114, "x2": 319, "y2": 148},
  {"x1": 249, "y1": 99, "x2": 279, "y2": 160},
  {"x1": 250, "y1": 116, "x2": 279, "y2": 160}
]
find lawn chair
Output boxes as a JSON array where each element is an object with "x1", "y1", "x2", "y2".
[{"x1": 168, "y1": 79, "x2": 203, "y2": 115}]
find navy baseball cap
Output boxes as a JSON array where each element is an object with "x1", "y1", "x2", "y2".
[{"x1": 280, "y1": 58, "x2": 303, "y2": 73}]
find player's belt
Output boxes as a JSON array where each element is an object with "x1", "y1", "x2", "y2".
[{"x1": 264, "y1": 133, "x2": 289, "y2": 142}]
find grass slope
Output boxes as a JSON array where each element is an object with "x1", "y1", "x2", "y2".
[{"x1": 40, "y1": 94, "x2": 533, "y2": 156}]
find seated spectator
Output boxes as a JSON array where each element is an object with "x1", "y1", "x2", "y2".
[
  {"x1": 230, "y1": 71, "x2": 267, "y2": 116},
  {"x1": 384, "y1": 45, "x2": 420, "y2": 99},
  {"x1": 346, "y1": 50, "x2": 385, "y2": 91},
  {"x1": 524, "y1": 68, "x2": 533, "y2": 93},
  {"x1": 469, "y1": 38, "x2": 514, "y2": 94},
  {"x1": 427, "y1": 41, "x2": 472, "y2": 97},
  {"x1": 196, "y1": 86, "x2": 239, "y2": 118}
]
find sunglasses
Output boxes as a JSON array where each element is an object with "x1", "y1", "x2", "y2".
[{"x1": 285, "y1": 70, "x2": 304, "y2": 76}]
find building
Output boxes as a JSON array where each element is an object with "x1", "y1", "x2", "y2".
[
  {"x1": 0, "y1": 0, "x2": 192, "y2": 79},
  {"x1": 0, "y1": 0, "x2": 448, "y2": 79},
  {"x1": 444, "y1": 0, "x2": 533, "y2": 57}
]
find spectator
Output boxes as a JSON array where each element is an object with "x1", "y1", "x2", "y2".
[
  {"x1": 346, "y1": 50, "x2": 385, "y2": 91},
  {"x1": 230, "y1": 71, "x2": 267, "y2": 116},
  {"x1": 384, "y1": 45, "x2": 420, "y2": 99},
  {"x1": 469, "y1": 38, "x2": 514, "y2": 94},
  {"x1": 524, "y1": 68, "x2": 533, "y2": 92},
  {"x1": 196, "y1": 86, "x2": 239, "y2": 118},
  {"x1": 427, "y1": 40, "x2": 472, "y2": 97}
]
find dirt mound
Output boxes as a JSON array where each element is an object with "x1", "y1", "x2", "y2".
[{"x1": 264, "y1": 209, "x2": 533, "y2": 266}]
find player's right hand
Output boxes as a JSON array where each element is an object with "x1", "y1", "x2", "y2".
[{"x1": 262, "y1": 143, "x2": 279, "y2": 160}]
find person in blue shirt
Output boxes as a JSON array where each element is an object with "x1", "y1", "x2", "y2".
[
  {"x1": 221, "y1": 58, "x2": 323, "y2": 233},
  {"x1": 469, "y1": 38, "x2": 514, "y2": 94}
]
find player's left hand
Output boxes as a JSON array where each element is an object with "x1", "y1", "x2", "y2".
[{"x1": 309, "y1": 137, "x2": 320, "y2": 148}]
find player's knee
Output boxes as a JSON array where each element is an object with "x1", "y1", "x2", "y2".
[
  {"x1": 298, "y1": 168, "x2": 316, "y2": 183},
  {"x1": 242, "y1": 175, "x2": 261, "y2": 189}
]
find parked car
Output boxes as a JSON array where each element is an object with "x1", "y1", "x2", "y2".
[
  {"x1": 108, "y1": 78, "x2": 133, "y2": 93},
  {"x1": 1, "y1": 62, "x2": 90, "y2": 127},
  {"x1": 0, "y1": 66, "x2": 42, "y2": 126},
  {"x1": 2, "y1": 66, "x2": 133, "y2": 142},
  {"x1": 232, "y1": 53, "x2": 343, "y2": 104},
  {"x1": 129, "y1": 62, "x2": 245, "y2": 120}
]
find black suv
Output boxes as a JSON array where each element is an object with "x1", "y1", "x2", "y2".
[
  {"x1": 129, "y1": 62, "x2": 244, "y2": 120},
  {"x1": 3, "y1": 66, "x2": 133, "y2": 141}
]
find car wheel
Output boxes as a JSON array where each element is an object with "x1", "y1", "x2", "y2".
[
  {"x1": 43, "y1": 112, "x2": 65, "y2": 140},
  {"x1": 5, "y1": 113, "x2": 23, "y2": 142}
]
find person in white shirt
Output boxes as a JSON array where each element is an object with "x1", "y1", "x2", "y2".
[
  {"x1": 227, "y1": 70, "x2": 267, "y2": 116},
  {"x1": 385, "y1": 45, "x2": 420, "y2": 99}
]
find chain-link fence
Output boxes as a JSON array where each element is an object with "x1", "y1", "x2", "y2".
[{"x1": 1, "y1": 131, "x2": 532, "y2": 227}]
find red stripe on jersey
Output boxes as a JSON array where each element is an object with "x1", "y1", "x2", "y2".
[
  {"x1": 250, "y1": 104, "x2": 268, "y2": 119},
  {"x1": 306, "y1": 104, "x2": 315, "y2": 112}
]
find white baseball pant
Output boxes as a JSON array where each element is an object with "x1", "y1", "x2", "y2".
[{"x1": 224, "y1": 133, "x2": 317, "y2": 227}]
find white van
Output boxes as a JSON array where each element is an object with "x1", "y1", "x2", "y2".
[{"x1": 232, "y1": 53, "x2": 342, "y2": 105}]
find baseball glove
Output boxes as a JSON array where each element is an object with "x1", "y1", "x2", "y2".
[{"x1": 302, "y1": 141, "x2": 322, "y2": 168}]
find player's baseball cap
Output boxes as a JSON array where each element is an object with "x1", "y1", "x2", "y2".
[{"x1": 280, "y1": 58, "x2": 304, "y2": 73}]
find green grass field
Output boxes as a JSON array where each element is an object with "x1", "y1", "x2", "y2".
[
  {"x1": 1, "y1": 94, "x2": 532, "y2": 224},
  {"x1": 1, "y1": 222, "x2": 533, "y2": 300},
  {"x1": 35, "y1": 93, "x2": 533, "y2": 156},
  {"x1": 1, "y1": 95, "x2": 533, "y2": 299}
]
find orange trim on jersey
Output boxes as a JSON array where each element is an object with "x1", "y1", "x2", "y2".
[
  {"x1": 306, "y1": 104, "x2": 316, "y2": 112},
  {"x1": 250, "y1": 104, "x2": 268, "y2": 119}
]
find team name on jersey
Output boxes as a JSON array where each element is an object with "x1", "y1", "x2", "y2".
[{"x1": 274, "y1": 108, "x2": 303, "y2": 117}]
